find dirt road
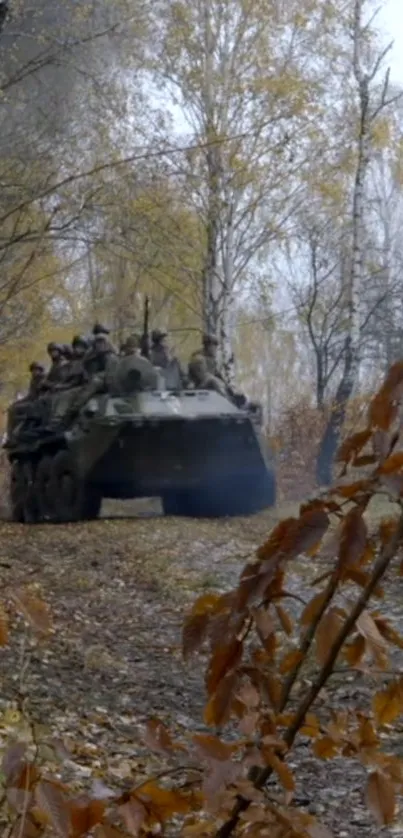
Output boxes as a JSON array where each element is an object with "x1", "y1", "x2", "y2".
[{"x1": 0, "y1": 501, "x2": 401, "y2": 836}]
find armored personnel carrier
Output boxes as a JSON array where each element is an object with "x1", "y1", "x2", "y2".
[{"x1": 4, "y1": 360, "x2": 276, "y2": 523}]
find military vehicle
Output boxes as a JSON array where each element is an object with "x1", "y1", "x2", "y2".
[{"x1": 4, "y1": 359, "x2": 276, "y2": 523}]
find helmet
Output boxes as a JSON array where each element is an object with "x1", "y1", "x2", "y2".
[
  {"x1": 47, "y1": 341, "x2": 60, "y2": 353},
  {"x1": 151, "y1": 328, "x2": 167, "y2": 343},
  {"x1": 29, "y1": 361, "x2": 44, "y2": 373},
  {"x1": 92, "y1": 322, "x2": 110, "y2": 336},
  {"x1": 124, "y1": 333, "x2": 141, "y2": 350},
  {"x1": 61, "y1": 344, "x2": 73, "y2": 359},
  {"x1": 72, "y1": 334, "x2": 89, "y2": 349}
]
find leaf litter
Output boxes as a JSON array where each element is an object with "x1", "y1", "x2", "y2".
[{"x1": 0, "y1": 497, "x2": 402, "y2": 836}]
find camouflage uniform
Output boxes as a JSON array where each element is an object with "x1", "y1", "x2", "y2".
[
  {"x1": 84, "y1": 326, "x2": 116, "y2": 376},
  {"x1": 6, "y1": 362, "x2": 46, "y2": 440},
  {"x1": 150, "y1": 329, "x2": 186, "y2": 389},
  {"x1": 188, "y1": 355, "x2": 227, "y2": 396},
  {"x1": 109, "y1": 334, "x2": 158, "y2": 392},
  {"x1": 49, "y1": 336, "x2": 90, "y2": 426},
  {"x1": 200, "y1": 333, "x2": 221, "y2": 377}
]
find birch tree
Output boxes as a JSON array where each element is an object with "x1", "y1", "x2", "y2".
[
  {"x1": 316, "y1": 0, "x2": 402, "y2": 485},
  {"x1": 150, "y1": 0, "x2": 337, "y2": 384}
]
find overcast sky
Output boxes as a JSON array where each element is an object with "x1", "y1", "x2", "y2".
[{"x1": 380, "y1": 0, "x2": 403, "y2": 83}]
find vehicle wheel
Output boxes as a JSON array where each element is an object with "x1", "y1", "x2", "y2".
[
  {"x1": 21, "y1": 461, "x2": 39, "y2": 523},
  {"x1": 82, "y1": 487, "x2": 102, "y2": 520},
  {"x1": 161, "y1": 491, "x2": 190, "y2": 516},
  {"x1": 10, "y1": 461, "x2": 24, "y2": 522},
  {"x1": 35, "y1": 455, "x2": 57, "y2": 522},
  {"x1": 51, "y1": 450, "x2": 94, "y2": 523}
]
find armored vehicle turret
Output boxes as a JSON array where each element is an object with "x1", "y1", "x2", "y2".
[{"x1": 4, "y1": 357, "x2": 276, "y2": 523}]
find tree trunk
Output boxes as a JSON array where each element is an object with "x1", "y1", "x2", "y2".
[{"x1": 316, "y1": 0, "x2": 370, "y2": 486}]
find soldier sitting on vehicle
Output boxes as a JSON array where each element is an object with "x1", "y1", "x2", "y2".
[
  {"x1": 5, "y1": 362, "x2": 47, "y2": 443},
  {"x1": 108, "y1": 334, "x2": 158, "y2": 393},
  {"x1": 84, "y1": 329, "x2": 116, "y2": 376},
  {"x1": 150, "y1": 328, "x2": 186, "y2": 389},
  {"x1": 41, "y1": 342, "x2": 68, "y2": 391},
  {"x1": 188, "y1": 354, "x2": 227, "y2": 396}
]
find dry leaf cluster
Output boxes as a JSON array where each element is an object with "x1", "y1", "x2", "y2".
[{"x1": 3, "y1": 362, "x2": 403, "y2": 836}]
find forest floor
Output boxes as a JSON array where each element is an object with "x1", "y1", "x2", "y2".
[{"x1": 0, "y1": 497, "x2": 402, "y2": 837}]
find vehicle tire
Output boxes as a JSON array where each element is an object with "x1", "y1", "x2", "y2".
[
  {"x1": 10, "y1": 461, "x2": 24, "y2": 522},
  {"x1": 21, "y1": 461, "x2": 39, "y2": 523},
  {"x1": 51, "y1": 450, "x2": 96, "y2": 523},
  {"x1": 161, "y1": 491, "x2": 190, "y2": 516},
  {"x1": 184, "y1": 470, "x2": 277, "y2": 518},
  {"x1": 35, "y1": 455, "x2": 57, "y2": 522},
  {"x1": 82, "y1": 487, "x2": 102, "y2": 520}
]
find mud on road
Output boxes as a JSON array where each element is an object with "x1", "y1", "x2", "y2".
[{"x1": 0, "y1": 499, "x2": 402, "y2": 836}]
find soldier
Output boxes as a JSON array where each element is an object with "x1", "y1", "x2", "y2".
[
  {"x1": 56, "y1": 336, "x2": 89, "y2": 390},
  {"x1": 84, "y1": 330, "x2": 116, "y2": 376},
  {"x1": 188, "y1": 354, "x2": 227, "y2": 396},
  {"x1": 201, "y1": 333, "x2": 220, "y2": 377},
  {"x1": 112, "y1": 334, "x2": 158, "y2": 391},
  {"x1": 27, "y1": 362, "x2": 46, "y2": 399},
  {"x1": 42, "y1": 342, "x2": 68, "y2": 390},
  {"x1": 150, "y1": 329, "x2": 186, "y2": 389}
]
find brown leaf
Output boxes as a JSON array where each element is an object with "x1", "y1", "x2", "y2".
[
  {"x1": 358, "y1": 716, "x2": 378, "y2": 749},
  {"x1": 365, "y1": 770, "x2": 396, "y2": 825},
  {"x1": 373, "y1": 617, "x2": 403, "y2": 649},
  {"x1": 312, "y1": 737, "x2": 339, "y2": 760},
  {"x1": 300, "y1": 714, "x2": 320, "y2": 738},
  {"x1": 182, "y1": 593, "x2": 222, "y2": 659},
  {"x1": 192, "y1": 733, "x2": 236, "y2": 762},
  {"x1": 344, "y1": 634, "x2": 366, "y2": 667},
  {"x1": 379, "y1": 451, "x2": 403, "y2": 474},
  {"x1": 256, "y1": 518, "x2": 297, "y2": 562},
  {"x1": 279, "y1": 649, "x2": 303, "y2": 674},
  {"x1": 336, "y1": 429, "x2": 372, "y2": 464},
  {"x1": 2, "y1": 743, "x2": 27, "y2": 784},
  {"x1": 71, "y1": 800, "x2": 105, "y2": 838},
  {"x1": 12, "y1": 589, "x2": 52, "y2": 636},
  {"x1": 275, "y1": 604, "x2": 293, "y2": 636},
  {"x1": 356, "y1": 611, "x2": 387, "y2": 665},
  {"x1": 137, "y1": 782, "x2": 194, "y2": 820},
  {"x1": 315, "y1": 609, "x2": 343, "y2": 666},
  {"x1": 372, "y1": 683, "x2": 403, "y2": 727},
  {"x1": 300, "y1": 592, "x2": 328, "y2": 627},
  {"x1": 35, "y1": 781, "x2": 70, "y2": 837},
  {"x1": 237, "y1": 682, "x2": 260, "y2": 709},
  {"x1": 338, "y1": 508, "x2": 367, "y2": 573},
  {"x1": 252, "y1": 606, "x2": 274, "y2": 640},
  {"x1": 279, "y1": 508, "x2": 330, "y2": 560},
  {"x1": 0, "y1": 602, "x2": 8, "y2": 646},
  {"x1": 262, "y1": 750, "x2": 295, "y2": 791},
  {"x1": 119, "y1": 797, "x2": 148, "y2": 834},
  {"x1": 205, "y1": 639, "x2": 242, "y2": 695},
  {"x1": 204, "y1": 670, "x2": 238, "y2": 727},
  {"x1": 143, "y1": 718, "x2": 183, "y2": 754},
  {"x1": 332, "y1": 479, "x2": 370, "y2": 499}
]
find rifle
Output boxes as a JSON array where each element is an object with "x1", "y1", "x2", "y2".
[{"x1": 140, "y1": 295, "x2": 150, "y2": 358}]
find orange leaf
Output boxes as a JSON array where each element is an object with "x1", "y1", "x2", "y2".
[
  {"x1": 373, "y1": 617, "x2": 403, "y2": 649},
  {"x1": 336, "y1": 429, "x2": 372, "y2": 464},
  {"x1": 300, "y1": 592, "x2": 328, "y2": 627},
  {"x1": 137, "y1": 782, "x2": 194, "y2": 820},
  {"x1": 372, "y1": 684, "x2": 403, "y2": 727},
  {"x1": 315, "y1": 608, "x2": 343, "y2": 666},
  {"x1": 205, "y1": 639, "x2": 243, "y2": 695},
  {"x1": 356, "y1": 611, "x2": 387, "y2": 665},
  {"x1": 279, "y1": 508, "x2": 330, "y2": 560},
  {"x1": 300, "y1": 714, "x2": 320, "y2": 738},
  {"x1": 182, "y1": 593, "x2": 222, "y2": 659},
  {"x1": 365, "y1": 770, "x2": 396, "y2": 825},
  {"x1": 279, "y1": 649, "x2": 303, "y2": 674},
  {"x1": 312, "y1": 737, "x2": 339, "y2": 759},
  {"x1": 143, "y1": 718, "x2": 183, "y2": 754},
  {"x1": 263, "y1": 750, "x2": 295, "y2": 791},
  {"x1": 275, "y1": 604, "x2": 293, "y2": 636},
  {"x1": 256, "y1": 518, "x2": 297, "y2": 562},
  {"x1": 344, "y1": 634, "x2": 366, "y2": 667},
  {"x1": 12, "y1": 590, "x2": 52, "y2": 636},
  {"x1": 338, "y1": 508, "x2": 367, "y2": 572},
  {"x1": 379, "y1": 451, "x2": 403, "y2": 474},
  {"x1": 204, "y1": 670, "x2": 238, "y2": 727},
  {"x1": 192, "y1": 734, "x2": 236, "y2": 762},
  {"x1": 332, "y1": 480, "x2": 370, "y2": 499},
  {"x1": 71, "y1": 800, "x2": 105, "y2": 838}
]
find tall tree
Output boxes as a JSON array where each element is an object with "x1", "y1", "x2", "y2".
[
  {"x1": 150, "y1": 0, "x2": 335, "y2": 383},
  {"x1": 316, "y1": 0, "x2": 402, "y2": 485}
]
